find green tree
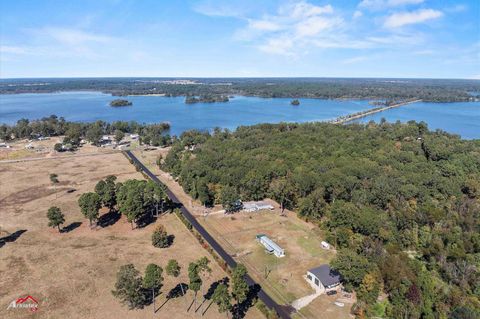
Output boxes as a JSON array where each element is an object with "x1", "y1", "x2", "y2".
[
  {"x1": 212, "y1": 283, "x2": 232, "y2": 318},
  {"x1": 114, "y1": 130, "x2": 125, "y2": 143},
  {"x1": 143, "y1": 263, "x2": 163, "y2": 313},
  {"x1": 331, "y1": 249, "x2": 373, "y2": 291},
  {"x1": 152, "y1": 224, "x2": 171, "y2": 248},
  {"x1": 95, "y1": 180, "x2": 106, "y2": 200},
  {"x1": 269, "y1": 177, "x2": 295, "y2": 213},
  {"x1": 196, "y1": 257, "x2": 212, "y2": 315},
  {"x1": 166, "y1": 259, "x2": 186, "y2": 305},
  {"x1": 232, "y1": 264, "x2": 249, "y2": 317},
  {"x1": 116, "y1": 180, "x2": 147, "y2": 229},
  {"x1": 47, "y1": 206, "x2": 65, "y2": 232},
  {"x1": 86, "y1": 123, "x2": 103, "y2": 145},
  {"x1": 188, "y1": 262, "x2": 202, "y2": 311},
  {"x1": 103, "y1": 175, "x2": 118, "y2": 210},
  {"x1": 78, "y1": 192, "x2": 101, "y2": 226},
  {"x1": 50, "y1": 173, "x2": 59, "y2": 184},
  {"x1": 112, "y1": 264, "x2": 146, "y2": 309},
  {"x1": 220, "y1": 185, "x2": 240, "y2": 213}
]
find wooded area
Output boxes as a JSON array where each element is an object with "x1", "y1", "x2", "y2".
[
  {"x1": 1, "y1": 78, "x2": 479, "y2": 102},
  {"x1": 162, "y1": 121, "x2": 480, "y2": 318}
]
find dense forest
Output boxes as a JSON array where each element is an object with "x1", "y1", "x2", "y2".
[
  {"x1": 161, "y1": 121, "x2": 480, "y2": 318},
  {"x1": 1, "y1": 78, "x2": 479, "y2": 102},
  {"x1": 0, "y1": 115, "x2": 172, "y2": 147}
]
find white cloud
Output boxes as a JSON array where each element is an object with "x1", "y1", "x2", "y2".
[
  {"x1": 233, "y1": 1, "x2": 344, "y2": 56},
  {"x1": 280, "y1": 2, "x2": 333, "y2": 19},
  {"x1": 247, "y1": 19, "x2": 282, "y2": 31},
  {"x1": 39, "y1": 27, "x2": 114, "y2": 46},
  {"x1": 258, "y1": 37, "x2": 295, "y2": 56},
  {"x1": 384, "y1": 9, "x2": 443, "y2": 28},
  {"x1": 0, "y1": 46, "x2": 29, "y2": 54},
  {"x1": 359, "y1": 0, "x2": 424, "y2": 10},
  {"x1": 353, "y1": 10, "x2": 363, "y2": 19}
]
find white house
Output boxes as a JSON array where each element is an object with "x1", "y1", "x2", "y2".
[
  {"x1": 256, "y1": 234, "x2": 285, "y2": 258},
  {"x1": 321, "y1": 241, "x2": 330, "y2": 250},
  {"x1": 306, "y1": 265, "x2": 341, "y2": 290}
]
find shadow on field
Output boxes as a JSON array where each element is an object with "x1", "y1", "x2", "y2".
[
  {"x1": 98, "y1": 211, "x2": 121, "y2": 228},
  {"x1": 232, "y1": 283, "x2": 261, "y2": 319},
  {"x1": 155, "y1": 283, "x2": 189, "y2": 312},
  {"x1": 197, "y1": 277, "x2": 230, "y2": 315},
  {"x1": 61, "y1": 222, "x2": 82, "y2": 233},
  {"x1": 0, "y1": 229, "x2": 27, "y2": 248}
]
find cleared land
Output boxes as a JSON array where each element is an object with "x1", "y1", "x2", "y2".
[
  {"x1": 133, "y1": 149, "x2": 354, "y2": 319},
  {"x1": 0, "y1": 152, "x2": 260, "y2": 319}
]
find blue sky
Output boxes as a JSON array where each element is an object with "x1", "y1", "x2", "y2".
[{"x1": 0, "y1": 0, "x2": 478, "y2": 78}]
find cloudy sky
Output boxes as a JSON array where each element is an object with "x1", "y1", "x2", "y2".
[{"x1": 0, "y1": 0, "x2": 478, "y2": 78}]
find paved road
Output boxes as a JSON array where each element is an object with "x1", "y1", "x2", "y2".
[{"x1": 124, "y1": 150, "x2": 293, "y2": 319}]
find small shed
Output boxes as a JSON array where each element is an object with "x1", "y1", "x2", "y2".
[
  {"x1": 321, "y1": 241, "x2": 330, "y2": 249},
  {"x1": 306, "y1": 264, "x2": 341, "y2": 290}
]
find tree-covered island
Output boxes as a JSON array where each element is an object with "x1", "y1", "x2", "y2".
[
  {"x1": 110, "y1": 99, "x2": 132, "y2": 107},
  {"x1": 185, "y1": 95, "x2": 229, "y2": 104}
]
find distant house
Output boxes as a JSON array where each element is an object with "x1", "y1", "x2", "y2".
[
  {"x1": 306, "y1": 265, "x2": 341, "y2": 290},
  {"x1": 243, "y1": 201, "x2": 274, "y2": 212},
  {"x1": 130, "y1": 134, "x2": 139, "y2": 140},
  {"x1": 321, "y1": 241, "x2": 330, "y2": 249},
  {"x1": 256, "y1": 234, "x2": 285, "y2": 258}
]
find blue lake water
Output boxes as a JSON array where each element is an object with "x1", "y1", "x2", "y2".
[
  {"x1": 356, "y1": 101, "x2": 480, "y2": 140},
  {"x1": 0, "y1": 91, "x2": 479, "y2": 139},
  {"x1": 0, "y1": 91, "x2": 373, "y2": 135}
]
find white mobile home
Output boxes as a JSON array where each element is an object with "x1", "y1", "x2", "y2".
[
  {"x1": 256, "y1": 234, "x2": 285, "y2": 257},
  {"x1": 242, "y1": 201, "x2": 274, "y2": 212}
]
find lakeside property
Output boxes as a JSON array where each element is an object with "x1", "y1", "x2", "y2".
[{"x1": 1, "y1": 92, "x2": 479, "y2": 139}]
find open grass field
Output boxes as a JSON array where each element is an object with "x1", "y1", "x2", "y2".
[
  {"x1": 133, "y1": 148, "x2": 354, "y2": 319},
  {"x1": 0, "y1": 153, "x2": 260, "y2": 319}
]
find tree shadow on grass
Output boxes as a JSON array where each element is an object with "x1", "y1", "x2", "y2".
[
  {"x1": 0, "y1": 229, "x2": 27, "y2": 248},
  {"x1": 157, "y1": 283, "x2": 189, "y2": 312},
  {"x1": 136, "y1": 213, "x2": 157, "y2": 228},
  {"x1": 232, "y1": 283, "x2": 261, "y2": 319},
  {"x1": 98, "y1": 211, "x2": 121, "y2": 228},
  {"x1": 197, "y1": 277, "x2": 230, "y2": 315},
  {"x1": 61, "y1": 222, "x2": 82, "y2": 233}
]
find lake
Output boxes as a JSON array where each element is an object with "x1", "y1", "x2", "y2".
[
  {"x1": 356, "y1": 101, "x2": 480, "y2": 140},
  {"x1": 0, "y1": 91, "x2": 479, "y2": 139}
]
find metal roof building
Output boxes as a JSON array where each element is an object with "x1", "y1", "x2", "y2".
[
  {"x1": 256, "y1": 234, "x2": 285, "y2": 257},
  {"x1": 306, "y1": 264, "x2": 341, "y2": 290}
]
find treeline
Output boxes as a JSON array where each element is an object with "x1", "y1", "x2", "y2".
[
  {"x1": 1, "y1": 78, "x2": 479, "y2": 102},
  {"x1": 185, "y1": 94, "x2": 229, "y2": 104},
  {"x1": 161, "y1": 121, "x2": 480, "y2": 318},
  {"x1": 0, "y1": 115, "x2": 172, "y2": 147}
]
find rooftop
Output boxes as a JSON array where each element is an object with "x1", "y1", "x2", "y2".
[{"x1": 308, "y1": 264, "x2": 341, "y2": 287}]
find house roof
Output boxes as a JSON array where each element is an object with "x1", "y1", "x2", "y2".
[{"x1": 308, "y1": 265, "x2": 341, "y2": 287}]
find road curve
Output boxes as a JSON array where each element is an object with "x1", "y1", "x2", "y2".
[{"x1": 124, "y1": 150, "x2": 293, "y2": 319}]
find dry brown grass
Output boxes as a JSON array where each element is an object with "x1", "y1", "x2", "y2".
[
  {"x1": 133, "y1": 149, "x2": 353, "y2": 319},
  {"x1": 0, "y1": 153, "x2": 260, "y2": 319}
]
